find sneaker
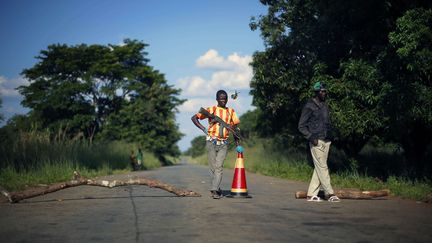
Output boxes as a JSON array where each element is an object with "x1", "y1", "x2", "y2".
[
  {"x1": 211, "y1": 190, "x2": 221, "y2": 199},
  {"x1": 307, "y1": 195, "x2": 323, "y2": 202},
  {"x1": 216, "y1": 188, "x2": 223, "y2": 198}
]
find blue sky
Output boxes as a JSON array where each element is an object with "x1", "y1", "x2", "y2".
[{"x1": 0, "y1": 0, "x2": 267, "y2": 151}]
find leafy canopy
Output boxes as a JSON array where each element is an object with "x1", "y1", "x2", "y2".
[
  {"x1": 18, "y1": 39, "x2": 184, "y2": 157},
  {"x1": 250, "y1": 0, "x2": 432, "y2": 173}
]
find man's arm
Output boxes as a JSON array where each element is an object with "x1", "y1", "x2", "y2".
[
  {"x1": 191, "y1": 114, "x2": 207, "y2": 135},
  {"x1": 298, "y1": 105, "x2": 317, "y2": 146}
]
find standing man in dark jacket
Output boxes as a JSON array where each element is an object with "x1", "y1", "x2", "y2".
[{"x1": 298, "y1": 81, "x2": 340, "y2": 202}]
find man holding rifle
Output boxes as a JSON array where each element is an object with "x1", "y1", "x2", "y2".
[{"x1": 191, "y1": 90, "x2": 243, "y2": 199}]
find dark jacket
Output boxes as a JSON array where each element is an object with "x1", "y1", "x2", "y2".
[{"x1": 298, "y1": 98, "x2": 331, "y2": 141}]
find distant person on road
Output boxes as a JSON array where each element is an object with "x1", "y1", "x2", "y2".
[
  {"x1": 298, "y1": 81, "x2": 340, "y2": 203},
  {"x1": 191, "y1": 90, "x2": 242, "y2": 199},
  {"x1": 136, "y1": 148, "x2": 143, "y2": 170},
  {"x1": 130, "y1": 150, "x2": 137, "y2": 171}
]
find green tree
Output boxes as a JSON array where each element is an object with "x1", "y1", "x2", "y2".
[
  {"x1": 3, "y1": 114, "x2": 35, "y2": 131},
  {"x1": 250, "y1": 0, "x2": 395, "y2": 150},
  {"x1": 100, "y1": 71, "x2": 184, "y2": 158},
  {"x1": 18, "y1": 39, "x2": 184, "y2": 157},
  {"x1": 184, "y1": 135, "x2": 206, "y2": 158},
  {"x1": 237, "y1": 109, "x2": 261, "y2": 139},
  {"x1": 324, "y1": 60, "x2": 390, "y2": 156},
  {"x1": 382, "y1": 8, "x2": 432, "y2": 174},
  {"x1": 250, "y1": 0, "x2": 432, "y2": 171}
]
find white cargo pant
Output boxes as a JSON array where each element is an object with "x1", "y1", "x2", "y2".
[
  {"x1": 206, "y1": 141, "x2": 228, "y2": 191},
  {"x1": 307, "y1": 139, "x2": 334, "y2": 197}
]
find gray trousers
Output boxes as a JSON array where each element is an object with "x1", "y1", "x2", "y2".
[
  {"x1": 206, "y1": 141, "x2": 228, "y2": 191},
  {"x1": 307, "y1": 139, "x2": 334, "y2": 197}
]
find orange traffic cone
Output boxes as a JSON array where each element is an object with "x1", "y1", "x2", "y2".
[{"x1": 227, "y1": 152, "x2": 252, "y2": 198}]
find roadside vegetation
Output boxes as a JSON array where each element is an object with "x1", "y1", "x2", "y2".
[
  {"x1": 185, "y1": 1, "x2": 430, "y2": 203},
  {"x1": 188, "y1": 138, "x2": 432, "y2": 202},
  {"x1": 1, "y1": 1, "x2": 431, "y2": 203},
  {"x1": 0, "y1": 129, "x2": 162, "y2": 192},
  {"x1": 0, "y1": 40, "x2": 183, "y2": 192}
]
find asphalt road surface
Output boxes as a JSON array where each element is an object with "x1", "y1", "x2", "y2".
[{"x1": 1, "y1": 158, "x2": 432, "y2": 243}]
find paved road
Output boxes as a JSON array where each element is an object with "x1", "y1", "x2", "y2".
[{"x1": 1, "y1": 158, "x2": 432, "y2": 243}]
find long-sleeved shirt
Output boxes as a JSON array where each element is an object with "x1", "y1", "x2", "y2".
[{"x1": 298, "y1": 98, "x2": 331, "y2": 141}]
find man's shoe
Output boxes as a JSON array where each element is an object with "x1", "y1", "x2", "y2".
[
  {"x1": 328, "y1": 195, "x2": 341, "y2": 202},
  {"x1": 216, "y1": 188, "x2": 223, "y2": 197},
  {"x1": 211, "y1": 190, "x2": 221, "y2": 199},
  {"x1": 306, "y1": 195, "x2": 323, "y2": 202}
]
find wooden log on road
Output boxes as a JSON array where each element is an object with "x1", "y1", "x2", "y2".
[
  {"x1": 295, "y1": 189, "x2": 390, "y2": 199},
  {"x1": 1, "y1": 171, "x2": 201, "y2": 203}
]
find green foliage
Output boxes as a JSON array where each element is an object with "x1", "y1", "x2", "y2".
[
  {"x1": 379, "y1": 8, "x2": 432, "y2": 175},
  {"x1": 0, "y1": 127, "x2": 128, "y2": 171},
  {"x1": 184, "y1": 135, "x2": 206, "y2": 158},
  {"x1": 387, "y1": 8, "x2": 432, "y2": 125},
  {"x1": 243, "y1": 143, "x2": 313, "y2": 182},
  {"x1": 385, "y1": 176, "x2": 432, "y2": 202},
  {"x1": 17, "y1": 39, "x2": 184, "y2": 158},
  {"x1": 251, "y1": 0, "x2": 432, "y2": 176},
  {"x1": 0, "y1": 128, "x2": 162, "y2": 191},
  {"x1": 389, "y1": 8, "x2": 432, "y2": 79},
  {"x1": 386, "y1": 8, "x2": 432, "y2": 126},
  {"x1": 189, "y1": 137, "x2": 432, "y2": 202},
  {"x1": 100, "y1": 73, "x2": 184, "y2": 158},
  {"x1": 0, "y1": 163, "x2": 127, "y2": 192},
  {"x1": 237, "y1": 109, "x2": 261, "y2": 139},
  {"x1": 327, "y1": 60, "x2": 390, "y2": 155}
]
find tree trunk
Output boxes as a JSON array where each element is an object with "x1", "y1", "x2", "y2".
[
  {"x1": 0, "y1": 172, "x2": 201, "y2": 203},
  {"x1": 295, "y1": 189, "x2": 389, "y2": 199}
]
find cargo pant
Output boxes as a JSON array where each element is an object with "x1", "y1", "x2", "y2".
[
  {"x1": 206, "y1": 140, "x2": 228, "y2": 191},
  {"x1": 307, "y1": 139, "x2": 334, "y2": 197}
]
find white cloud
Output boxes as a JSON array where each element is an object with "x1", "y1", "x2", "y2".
[
  {"x1": 178, "y1": 76, "x2": 213, "y2": 96},
  {"x1": 211, "y1": 69, "x2": 252, "y2": 88},
  {"x1": 178, "y1": 97, "x2": 215, "y2": 113},
  {"x1": 196, "y1": 49, "x2": 252, "y2": 71},
  {"x1": 0, "y1": 76, "x2": 28, "y2": 97},
  {"x1": 178, "y1": 95, "x2": 252, "y2": 115},
  {"x1": 179, "y1": 49, "x2": 253, "y2": 97},
  {"x1": 196, "y1": 49, "x2": 227, "y2": 69}
]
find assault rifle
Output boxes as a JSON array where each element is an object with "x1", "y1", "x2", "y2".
[{"x1": 198, "y1": 107, "x2": 243, "y2": 140}]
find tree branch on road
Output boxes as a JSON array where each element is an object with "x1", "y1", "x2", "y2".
[
  {"x1": 295, "y1": 189, "x2": 390, "y2": 200},
  {"x1": 0, "y1": 171, "x2": 201, "y2": 203}
]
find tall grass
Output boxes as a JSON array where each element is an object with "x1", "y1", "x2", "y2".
[
  {"x1": 1, "y1": 130, "x2": 127, "y2": 170},
  {"x1": 0, "y1": 130, "x2": 161, "y2": 191},
  {"x1": 189, "y1": 139, "x2": 432, "y2": 202}
]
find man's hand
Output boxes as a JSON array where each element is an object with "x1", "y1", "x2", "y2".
[
  {"x1": 309, "y1": 134, "x2": 319, "y2": 146},
  {"x1": 201, "y1": 127, "x2": 208, "y2": 135},
  {"x1": 310, "y1": 139, "x2": 318, "y2": 146}
]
